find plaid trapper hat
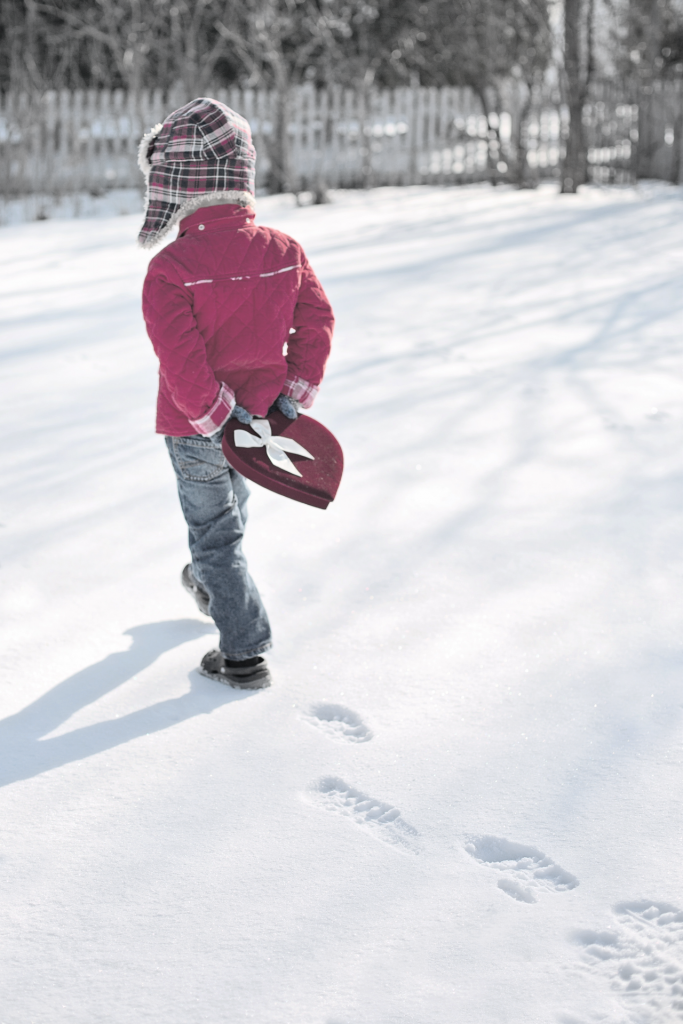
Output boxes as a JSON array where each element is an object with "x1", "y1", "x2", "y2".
[{"x1": 138, "y1": 97, "x2": 256, "y2": 249}]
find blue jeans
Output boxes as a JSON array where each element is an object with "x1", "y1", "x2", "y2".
[{"x1": 165, "y1": 431, "x2": 272, "y2": 660}]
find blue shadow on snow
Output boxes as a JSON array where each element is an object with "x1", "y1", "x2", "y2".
[{"x1": 0, "y1": 619, "x2": 256, "y2": 788}]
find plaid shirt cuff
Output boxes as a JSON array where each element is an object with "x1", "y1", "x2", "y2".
[
  {"x1": 281, "y1": 375, "x2": 319, "y2": 410},
  {"x1": 189, "y1": 382, "x2": 236, "y2": 435}
]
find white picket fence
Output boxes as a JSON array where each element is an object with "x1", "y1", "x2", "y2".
[
  {"x1": 0, "y1": 85, "x2": 513, "y2": 196},
  {"x1": 0, "y1": 81, "x2": 680, "y2": 198}
]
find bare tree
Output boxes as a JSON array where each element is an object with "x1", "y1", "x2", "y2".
[
  {"x1": 402, "y1": 0, "x2": 552, "y2": 186},
  {"x1": 214, "y1": 0, "x2": 354, "y2": 193},
  {"x1": 561, "y1": 0, "x2": 595, "y2": 192},
  {"x1": 160, "y1": 0, "x2": 237, "y2": 96},
  {"x1": 215, "y1": 1, "x2": 295, "y2": 192}
]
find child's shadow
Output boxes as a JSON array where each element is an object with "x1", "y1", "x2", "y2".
[{"x1": 0, "y1": 619, "x2": 255, "y2": 789}]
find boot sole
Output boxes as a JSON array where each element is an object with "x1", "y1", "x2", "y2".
[{"x1": 198, "y1": 665, "x2": 272, "y2": 690}]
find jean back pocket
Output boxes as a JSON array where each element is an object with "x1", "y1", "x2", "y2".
[{"x1": 169, "y1": 436, "x2": 228, "y2": 482}]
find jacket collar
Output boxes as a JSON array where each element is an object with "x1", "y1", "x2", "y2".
[{"x1": 178, "y1": 204, "x2": 255, "y2": 236}]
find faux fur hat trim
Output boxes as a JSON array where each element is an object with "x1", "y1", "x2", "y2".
[
  {"x1": 138, "y1": 122, "x2": 163, "y2": 176},
  {"x1": 138, "y1": 190, "x2": 256, "y2": 250}
]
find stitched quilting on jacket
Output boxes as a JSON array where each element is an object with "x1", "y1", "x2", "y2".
[{"x1": 142, "y1": 203, "x2": 335, "y2": 436}]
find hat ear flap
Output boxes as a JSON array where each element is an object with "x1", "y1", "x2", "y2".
[{"x1": 138, "y1": 122, "x2": 164, "y2": 175}]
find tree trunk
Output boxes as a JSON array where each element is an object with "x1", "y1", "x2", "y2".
[
  {"x1": 561, "y1": 0, "x2": 587, "y2": 193},
  {"x1": 475, "y1": 84, "x2": 505, "y2": 185},
  {"x1": 269, "y1": 82, "x2": 291, "y2": 194},
  {"x1": 513, "y1": 83, "x2": 536, "y2": 189}
]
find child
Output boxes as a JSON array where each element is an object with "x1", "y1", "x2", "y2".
[{"x1": 139, "y1": 97, "x2": 334, "y2": 689}]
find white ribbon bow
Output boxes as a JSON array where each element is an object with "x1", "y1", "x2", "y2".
[{"x1": 234, "y1": 418, "x2": 315, "y2": 477}]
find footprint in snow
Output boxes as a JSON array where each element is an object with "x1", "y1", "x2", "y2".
[
  {"x1": 570, "y1": 901, "x2": 683, "y2": 1023},
  {"x1": 303, "y1": 703, "x2": 373, "y2": 743},
  {"x1": 465, "y1": 834, "x2": 579, "y2": 903},
  {"x1": 306, "y1": 776, "x2": 418, "y2": 852}
]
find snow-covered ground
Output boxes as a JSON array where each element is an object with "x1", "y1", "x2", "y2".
[
  {"x1": 1, "y1": 182, "x2": 682, "y2": 1024},
  {"x1": 0, "y1": 187, "x2": 144, "y2": 227}
]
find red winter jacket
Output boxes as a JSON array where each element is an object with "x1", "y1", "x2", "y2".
[{"x1": 142, "y1": 204, "x2": 334, "y2": 436}]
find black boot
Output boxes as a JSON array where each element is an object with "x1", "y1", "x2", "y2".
[
  {"x1": 199, "y1": 650, "x2": 272, "y2": 690},
  {"x1": 181, "y1": 564, "x2": 211, "y2": 616}
]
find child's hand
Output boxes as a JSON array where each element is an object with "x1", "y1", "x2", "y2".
[
  {"x1": 231, "y1": 405, "x2": 253, "y2": 425},
  {"x1": 275, "y1": 395, "x2": 300, "y2": 419}
]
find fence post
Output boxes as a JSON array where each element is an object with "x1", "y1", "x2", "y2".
[{"x1": 407, "y1": 88, "x2": 419, "y2": 185}]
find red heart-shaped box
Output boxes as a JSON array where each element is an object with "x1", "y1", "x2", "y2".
[{"x1": 222, "y1": 409, "x2": 344, "y2": 510}]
